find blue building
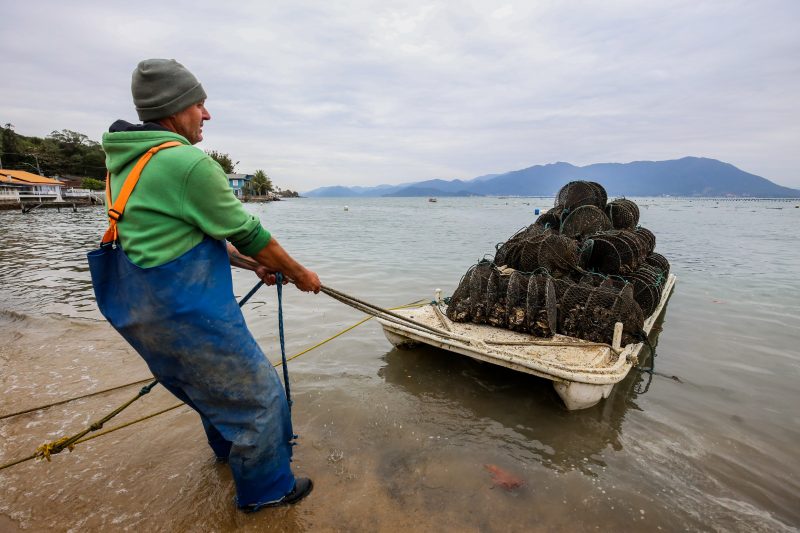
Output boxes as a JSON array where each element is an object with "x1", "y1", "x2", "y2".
[{"x1": 226, "y1": 173, "x2": 253, "y2": 198}]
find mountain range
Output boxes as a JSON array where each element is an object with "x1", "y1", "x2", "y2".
[{"x1": 304, "y1": 157, "x2": 799, "y2": 198}]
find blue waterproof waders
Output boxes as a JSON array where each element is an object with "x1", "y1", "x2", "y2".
[{"x1": 87, "y1": 142, "x2": 295, "y2": 507}]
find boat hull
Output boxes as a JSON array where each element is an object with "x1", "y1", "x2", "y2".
[{"x1": 379, "y1": 274, "x2": 676, "y2": 410}]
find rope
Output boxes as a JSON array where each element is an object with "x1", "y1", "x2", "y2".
[
  {"x1": 1, "y1": 294, "x2": 427, "y2": 424},
  {"x1": 0, "y1": 281, "x2": 268, "y2": 471},
  {"x1": 0, "y1": 381, "x2": 158, "y2": 471},
  {"x1": 634, "y1": 330, "x2": 657, "y2": 394},
  {"x1": 73, "y1": 403, "x2": 185, "y2": 446},
  {"x1": 0, "y1": 377, "x2": 153, "y2": 421},
  {"x1": 0, "y1": 290, "x2": 426, "y2": 471},
  {"x1": 632, "y1": 330, "x2": 683, "y2": 392},
  {"x1": 275, "y1": 272, "x2": 292, "y2": 410},
  {"x1": 277, "y1": 299, "x2": 425, "y2": 365},
  {"x1": 320, "y1": 284, "x2": 446, "y2": 336},
  {"x1": 239, "y1": 280, "x2": 265, "y2": 307}
]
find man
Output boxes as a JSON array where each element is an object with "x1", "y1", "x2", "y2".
[{"x1": 89, "y1": 58, "x2": 319, "y2": 511}]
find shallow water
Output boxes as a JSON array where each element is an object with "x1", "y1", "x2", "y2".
[{"x1": 1, "y1": 197, "x2": 798, "y2": 531}]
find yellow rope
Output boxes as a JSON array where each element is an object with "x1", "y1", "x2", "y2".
[
  {"x1": 0, "y1": 299, "x2": 427, "y2": 471},
  {"x1": 0, "y1": 378, "x2": 154, "y2": 421},
  {"x1": 281, "y1": 316, "x2": 372, "y2": 364},
  {"x1": 35, "y1": 436, "x2": 75, "y2": 461},
  {"x1": 73, "y1": 403, "x2": 185, "y2": 446},
  {"x1": 1, "y1": 300, "x2": 428, "y2": 421}
]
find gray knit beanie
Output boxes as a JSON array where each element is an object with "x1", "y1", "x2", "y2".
[{"x1": 131, "y1": 59, "x2": 207, "y2": 121}]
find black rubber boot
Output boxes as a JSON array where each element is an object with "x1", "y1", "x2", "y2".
[
  {"x1": 240, "y1": 478, "x2": 314, "y2": 512},
  {"x1": 281, "y1": 477, "x2": 314, "y2": 505}
]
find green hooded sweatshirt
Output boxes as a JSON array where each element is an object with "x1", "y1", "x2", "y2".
[{"x1": 102, "y1": 125, "x2": 270, "y2": 268}]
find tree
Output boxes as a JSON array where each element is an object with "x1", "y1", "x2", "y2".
[
  {"x1": 205, "y1": 150, "x2": 238, "y2": 173},
  {"x1": 250, "y1": 169, "x2": 273, "y2": 195},
  {"x1": 1, "y1": 126, "x2": 106, "y2": 178},
  {"x1": 48, "y1": 129, "x2": 98, "y2": 148},
  {"x1": 43, "y1": 129, "x2": 105, "y2": 177},
  {"x1": 1, "y1": 123, "x2": 22, "y2": 168},
  {"x1": 81, "y1": 177, "x2": 105, "y2": 190}
]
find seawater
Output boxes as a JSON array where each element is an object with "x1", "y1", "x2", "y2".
[{"x1": 0, "y1": 197, "x2": 798, "y2": 531}]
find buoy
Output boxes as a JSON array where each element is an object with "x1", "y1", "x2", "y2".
[
  {"x1": 534, "y1": 208, "x2": 540, "y2": 215},
  {"x1": 344, "y1": 206, "x2": 349, "y2": 211}
]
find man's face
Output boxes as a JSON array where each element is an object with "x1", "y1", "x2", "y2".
[{"x1": 171, "y1": 100, "x2": 211, "y2": 144}]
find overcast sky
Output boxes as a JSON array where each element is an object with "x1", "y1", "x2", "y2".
[{"x1": 1, "y1": 1, "x2": 798, "y2": 191}]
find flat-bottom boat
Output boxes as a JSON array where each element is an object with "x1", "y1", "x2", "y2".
[{"x1": 378, "y1": 274, "x2": 676, "y2": 410}]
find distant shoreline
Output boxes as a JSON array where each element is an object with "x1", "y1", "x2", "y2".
[{"x1": 296, "y1": 195, "x2": 800, "y2": 200}]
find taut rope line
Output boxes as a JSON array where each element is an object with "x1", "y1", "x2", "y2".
[{"x1": 0, "y1": 282, "x2": 427, "y2": 471}]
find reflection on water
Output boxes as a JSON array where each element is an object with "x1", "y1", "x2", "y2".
[
  {"x1": 377, "y1": 310, "x2": 672, "y2": 478},
  {"x1": 1, "y1": 198, "x2": 799, "y2": 531},
  {"x1": 380, "y1": 345, "x2": 640, "y2": 475}
]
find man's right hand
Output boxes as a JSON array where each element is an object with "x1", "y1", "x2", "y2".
[
  {"x1": 294, "y1": 269, "x2": 321, "y2": 294},
  {"x1": 253, "y1": 236, "x2": 321, "y2": 295}
]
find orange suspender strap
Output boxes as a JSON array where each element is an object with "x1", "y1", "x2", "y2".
[
  {"x1": 102, "y1": 141, "x2": 182, "y2": 244},
  {"x1": 105, "y1": 170, "x2": 112, "y2": 209}
]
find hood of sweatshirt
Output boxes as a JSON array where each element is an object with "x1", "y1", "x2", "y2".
[{"x1": 102, "y1": 120, "x2": 190, "y2": 175}]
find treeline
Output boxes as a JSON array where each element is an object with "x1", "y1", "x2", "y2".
[
  {"x1": 2, "y1": 123, "x2": 301, "y2": 196},
  {"x1": 1, "y1": 124, "x2": 106, "y2": 179}
]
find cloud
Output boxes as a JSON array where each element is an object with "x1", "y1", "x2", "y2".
[{"x1": 1, "y1": 0, "x2": 798, "y2": 190}]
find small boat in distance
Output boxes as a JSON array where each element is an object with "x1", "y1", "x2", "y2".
[{"x1": 428, "y1": 197, "x2": 438, "y2": 203}]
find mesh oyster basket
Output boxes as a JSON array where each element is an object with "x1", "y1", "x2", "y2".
[
  {"x1": 502, "y1": 233, "x2": 580, "y2": 275},
  {"x1": 634, "y1": 226, "x2": 656, "y2": 256},
  {"x1": 645, "y1": 252, "x2": 670, "y2": 277},
  {"x1": 534, "y1": 206, "x2": 564, "y2": 230},
  {"x1": 627, "y1": 264, "x2": 666, "y2": 317},
  {"x1": 557, "y1": 280, "x2": 644, "y2": 345},
  {"x1": 526, "y1": 273, "x2": 558, "y2": 337},
  {"x1": 506, "y1": 270, "x2": 531, "y2": 332},
  {"x1": 560, "y1": 205, "x2": 613, "y2": 240},
  {"x1": 606, "y1": 198, "x2": 640, "y2": 229},
  {"x1": 587, "y1": 231, "x2": 641, "y2": 275},
  {"x1": 556, "y1": 181, "x2": 607, "y2": 210},
  {"x1": 494, "y1": 224, "x2": 550, "y2": 267},
  {"x1": 486, "y1": 267, "x2": 512, "y2": 328},
  {"x1": 468, "y1": 261, "x2": 495, "y2": 324},
  {"x1": 446, "y1": 264, "x2": 476, "y2": 323}
]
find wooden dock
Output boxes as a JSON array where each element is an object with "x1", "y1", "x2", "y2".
[{"x1": 0, "y1": 199, "x2": 99, "y2": 213}]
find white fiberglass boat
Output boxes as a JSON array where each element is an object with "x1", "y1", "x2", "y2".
[{"x1": 378, "y1": 274, "x2": 676, "y2": 410}]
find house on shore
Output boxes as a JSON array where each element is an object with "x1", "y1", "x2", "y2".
[
  {"x1": 226, "y1": 173, "x2": 253, "y2": 198},
  {"x1": 0, "y1": 169, "x2": 103, "y2": 209},
  {"x1": 0, "y1": 169, "x2": 65, "y2": 203}
]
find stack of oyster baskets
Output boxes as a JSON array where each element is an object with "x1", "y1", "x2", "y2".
[{"x1": 446, "y1": 181, "x2": 670, "y2": 346}]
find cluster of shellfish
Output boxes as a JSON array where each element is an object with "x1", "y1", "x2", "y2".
[{"x1": 446, "y1": 181, "x2": 670, "y2": 346}]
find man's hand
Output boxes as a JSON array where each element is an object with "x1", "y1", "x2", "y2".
[
  {"x1": 254, "y1": 266, "x2": 278, "y2": 286},
  {"x1": 253, "y1": 237, "x2": 322, "y2": 294},
  {"x1": 293, "y1": 268, "x2": 321, "y2": 293}
]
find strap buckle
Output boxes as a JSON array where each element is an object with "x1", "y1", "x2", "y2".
[{"x1": 108, "y1": 208, "x2": 123, "y2": 221}]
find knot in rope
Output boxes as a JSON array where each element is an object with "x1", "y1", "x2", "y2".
[{"x1": 35, "y1": 436, "x2": 75, "y2": 462}]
